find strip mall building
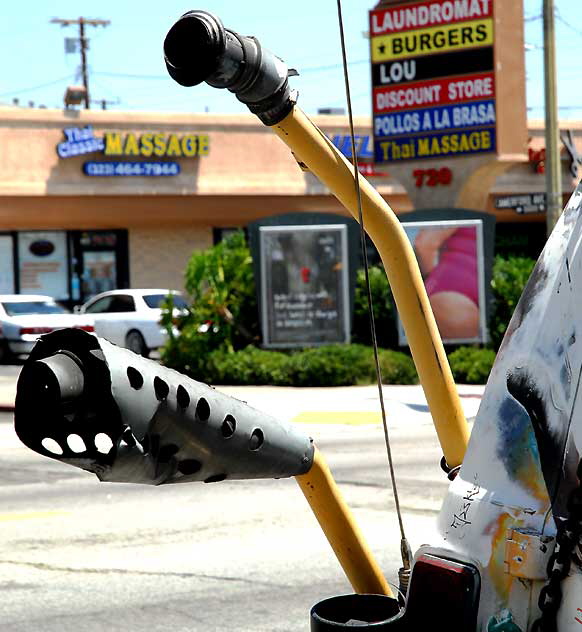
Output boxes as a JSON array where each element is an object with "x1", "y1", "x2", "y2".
[{"x1": 0, "y1": 105, "x2": 578, "y2": 305}]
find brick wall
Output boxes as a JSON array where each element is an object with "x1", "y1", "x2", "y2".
[{"x1": 129, "y1": 226, "x2": 212, "y2": 292}]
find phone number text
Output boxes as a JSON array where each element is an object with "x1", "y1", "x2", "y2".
[{"x1": 83, "y1": 161, "x2": 181, "y2": 176}]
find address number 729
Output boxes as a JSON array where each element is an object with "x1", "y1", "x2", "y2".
[{"x1": 413, "y1": 167, "x2": 453, "y2": 188}]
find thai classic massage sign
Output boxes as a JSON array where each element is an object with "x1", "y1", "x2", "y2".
[
  {"x1": 56, "y1": 125, "x2": 210, "y2": 176},
  {"x1": 56, "y1": 125, "x2": 210, "y2": 159}
]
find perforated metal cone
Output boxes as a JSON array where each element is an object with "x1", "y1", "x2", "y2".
[{"x1": 15, "y1": 329, "x2": 314, "y2": 485}]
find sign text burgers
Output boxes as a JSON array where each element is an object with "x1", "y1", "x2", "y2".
[{"x1": 370, "y1": 0, "x2": 496, "y2": 163}]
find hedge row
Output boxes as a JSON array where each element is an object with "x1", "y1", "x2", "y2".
[
  {"x1": 162, "y1": 342, "x2": 419, "y2": 387},
  {"x1": 162, "y1": 341, "x2": 497, "y2": 386}
]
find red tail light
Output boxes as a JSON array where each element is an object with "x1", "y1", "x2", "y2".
[
  {"x1": 74, "y1": 325, "x2": 95, "y2": 332},
  {"x1": 20, "y1": 327, "x2": 55, "y2": 335},
  {"x1": 404, "y1": 553, "x2": 480, "y2": 630},
  {"x1": 20, "y1": 325, "x2": 94, "y2": 336}
]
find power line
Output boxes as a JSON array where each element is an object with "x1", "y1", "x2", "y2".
[
  {"x1": 94, "y1": 71, "x2": 169, "y2": 80},
  {"x1": 92, "y1": 59, "x2": 370, "y2": 82},
  {"x1": 300, "y1": 59, "x2": 369, "y2": 73},
  {"x1": 554, "y1": 8, "x2": 582, "y2": 39},
  {"x1": 528, "y1": 105, "x2": 582, "y2": 110},
  {"x1": 0, "y1": 74, "x2": 75, "y2": 98}
]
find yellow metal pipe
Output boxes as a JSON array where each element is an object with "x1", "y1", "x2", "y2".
[
  {"x1": 296, "y1": 448, "x2": 393, "y2": 596},
  {"x1": 274, "y1": 106, "x2": 469, "y2": 467}
]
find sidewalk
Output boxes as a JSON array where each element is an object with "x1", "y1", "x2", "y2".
[{"x1": 0, "y1": 367, "x2": 484, "y2": 422}]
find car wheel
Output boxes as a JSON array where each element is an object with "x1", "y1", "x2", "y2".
[{"x1": 125, "y1": 331, "x2": 149, "y2": 358}]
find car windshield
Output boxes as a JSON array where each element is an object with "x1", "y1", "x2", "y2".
[
  {"x1": 143, "y1": 294, "x2": 188, "y2": 309},
  {"x1": 2, "y1": 301, "x2": 69, "y2": 316}
]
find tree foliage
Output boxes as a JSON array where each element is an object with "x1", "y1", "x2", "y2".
[{"x1": 489, "y1": 255, "x2": 536, "y2": 349}]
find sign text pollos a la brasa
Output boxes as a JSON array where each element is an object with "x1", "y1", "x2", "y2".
[{"x1": 374, "y1": 100, "x2": 496, "y2": 137}]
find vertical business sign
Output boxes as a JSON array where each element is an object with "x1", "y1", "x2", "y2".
[
  {"x1": 370, "y1": 0, "x2": 496, "y2": 163},
  {"x1": 259, "y1": 225, "x2": 350, "y2": 348}
]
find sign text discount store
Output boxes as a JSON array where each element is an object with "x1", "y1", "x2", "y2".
[{"x1": 369, "y1": 0, "x2": 496, "y2": 162}]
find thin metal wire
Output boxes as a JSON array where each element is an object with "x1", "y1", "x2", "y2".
[{"x1": 335, "y1": 0, "x2": 407, "y2": 542}]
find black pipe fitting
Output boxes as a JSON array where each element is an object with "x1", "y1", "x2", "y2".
[{"x1": 164, "y1": 10, "x2": 295, "y2": 125}]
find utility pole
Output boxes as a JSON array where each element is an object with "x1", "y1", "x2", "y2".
[
  {"x1": 543, "y1": 0, "x2": 562, "y2": 236},
  {"x1": 91, "y1": 98, "x2": 120, "y2": 111},
  {"x1": 51, "y1": 17, "x2": 110, "y2": 110}
]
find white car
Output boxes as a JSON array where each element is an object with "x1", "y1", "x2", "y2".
[
  {"x1": 0, "y1": 294, "x2": 94, "y2": 362},
  {"x1": 77, "y1": 289, "x2": 188, "y2": 357}
]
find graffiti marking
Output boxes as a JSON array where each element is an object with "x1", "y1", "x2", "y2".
[{"x1": 450, "y1": 476, "x2": 480, "y2": 531}]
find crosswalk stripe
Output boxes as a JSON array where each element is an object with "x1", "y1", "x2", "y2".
[
  {"x1": 292, "y1": 412, "x2": 382, "y2": 425},
  {"x1": 0, "y1": 511, "x2": 68, "y2": 522}
]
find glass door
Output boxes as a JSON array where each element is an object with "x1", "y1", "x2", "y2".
[{"x1": 81, "y1": 250, "x2": 117, "y2": 299}]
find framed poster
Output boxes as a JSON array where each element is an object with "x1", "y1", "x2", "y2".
[
  {"x1": 398, "y1": 219, "x2": 487, "y2": 345},
  {"x1": 18, "y1": 231, "x2": 68, "y2": 299},
  {"x1": 259, "y1": 224, "x2": 350, "y2": 348}
]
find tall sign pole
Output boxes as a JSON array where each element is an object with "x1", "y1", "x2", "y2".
[{"x1": 543, "y1": 0, "x2": 562, "y2": 235}]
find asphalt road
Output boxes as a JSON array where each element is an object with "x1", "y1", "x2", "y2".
[{"x1": 0, "y1": 402, "x2": 450, "y2": 632}]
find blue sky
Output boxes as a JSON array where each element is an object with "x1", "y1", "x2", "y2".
[{"x1": 0, "y1": 1, "x2": 580, "y2": 120}]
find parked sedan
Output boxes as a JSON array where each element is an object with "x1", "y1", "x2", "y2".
[
  {"x1": 77, "y1": 289, "x2": 187, "y2": 357},
  {"x1": 0, "y1": 294, "x2": 94, "y2": 362}
]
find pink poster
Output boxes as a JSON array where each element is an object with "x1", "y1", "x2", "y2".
[{"x1": 399, "y1": 219, "x2": 487, "y2": 344}]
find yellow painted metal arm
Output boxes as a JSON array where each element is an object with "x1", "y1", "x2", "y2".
[
  {"x1": 296, "y1": 448, "x2": 393, "y2": 596},
  {"x1": 274, "y1": 106, "x2": 470, "y2": 468}
]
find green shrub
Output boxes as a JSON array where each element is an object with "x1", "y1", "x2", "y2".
[
  {"x1": 286, "y1": 345, "x2": 417, "y2": 387},
  {"x1": 489, "y1": 255, "x2": 536, "y2": 349},
  {"x1": 162, "y1": 341, "x2": 419, "y2": 387},
  {"x1": 209, "y1": 346, "x2": 293, "y2": 386},
  {"x1": 160, "y1": 231, "x2": 261, "y2": 379},
  {"x1": 352, "y1": 266, "x2": 398, "y2": 349},
  {"x1": 159, "y1": 325, "x2": 223, "y2": 383},
  {"x1": 163, "y1": 231, "x2": 259, "y2": 355},
  {"x1": 377, "y1": 349, "x2": 418, "y2": 385},
  {"x1": 448, "y1": 346, "x2": 496, "y2": 384},
  {"x1": 286, "y1": 344, "x2": 373, "y2": 387}
]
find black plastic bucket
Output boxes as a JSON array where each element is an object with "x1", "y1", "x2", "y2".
[{"x1": 310, "y1": 594, "x2": 404, "y2": 630}]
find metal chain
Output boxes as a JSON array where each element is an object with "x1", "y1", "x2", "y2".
[{"x1": 531, "y1": 459, "x2": 582, "y2": 632}]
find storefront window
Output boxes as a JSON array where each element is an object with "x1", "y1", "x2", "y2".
[
  {"x1": 69, "y1": 230, "x2": 128, "y2": 303},
  {"x1": 0, "y1": 235, "x2": 15, "y2": 293},
  {"x1": 18, "y1": 231, "x2": 68, "y2": 299}
]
